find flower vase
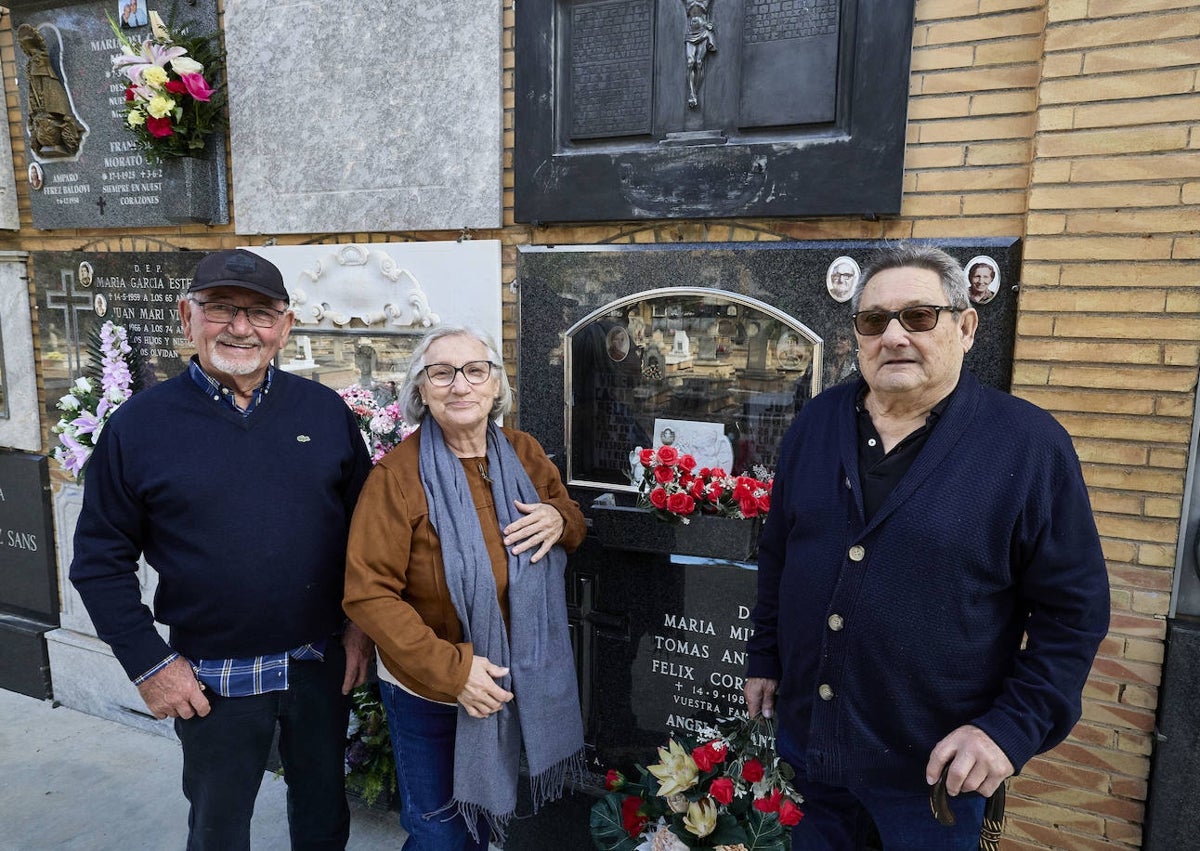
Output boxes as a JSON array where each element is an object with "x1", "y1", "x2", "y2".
[
  {"x1": 590, "y1": 504, "x2": 760, "y2": 563},
  {"x1": 160, "y1": 155, "x2": 219, "y2": 224}
]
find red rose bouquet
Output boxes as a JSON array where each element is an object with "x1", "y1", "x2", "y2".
[
  {"x1": 590, "y1": 714, "x2": 803, "y2": 850},
  {"x1": 634, "y1": 445, "x2": 773, "y2": 525}
]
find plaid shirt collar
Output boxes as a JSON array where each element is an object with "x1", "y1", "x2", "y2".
[{"x1": 188, "y1": 356, "x2": 274, "y2": 417}]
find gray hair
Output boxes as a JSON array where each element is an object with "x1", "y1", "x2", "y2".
[
  {"x1": 399, "y1": 325, "x2": 513, "y2": 424},
  {"x1": 851, "y1": 244, "x2": 971, "y2": 312}
]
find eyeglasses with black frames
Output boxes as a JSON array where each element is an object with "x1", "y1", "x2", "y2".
[
  {"x1": 423, "y1": 361, "x2": 499, "y2": 387},
  {"x1": 852, "y1": 304, "x2": 961, "y2": 336},
  {"x1": 188, "y1": 298, "x2": 286, "y2": 328}
]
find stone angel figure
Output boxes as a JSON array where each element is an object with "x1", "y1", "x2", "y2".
[{"x1": 17, "y1": 24, "x2": 86, "y2": 157}]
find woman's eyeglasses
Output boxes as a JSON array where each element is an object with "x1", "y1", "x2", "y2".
[
  {"x1": 852, "y1": 304, "x2": 960, "y2": 336},
  {"x1": 423, "y1": 361, "x2": 498, "y2": 387}
]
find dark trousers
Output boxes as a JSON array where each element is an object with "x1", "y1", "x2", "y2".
[{"x1": 174, "y1": 642, "x2": 351, "y2": 851}]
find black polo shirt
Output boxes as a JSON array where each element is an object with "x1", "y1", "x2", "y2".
[{"x1": 856, "y1": 384, "x2": 956, "y2": 523}]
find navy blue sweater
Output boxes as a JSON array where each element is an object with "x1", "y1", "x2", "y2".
[
  {"x1": 71, "y1": 369, "x2": 371, "y2": 680},
  {"x1": 748, "y1": 372, "x2": 1109, "y2": 791}
]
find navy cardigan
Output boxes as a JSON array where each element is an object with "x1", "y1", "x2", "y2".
[{"x1": 748, "y1": 371, "x2": 1109, "y2": 791}]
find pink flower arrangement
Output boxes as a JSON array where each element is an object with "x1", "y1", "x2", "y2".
[
  {"x1": 51, "y1": 322, "x2": 138, "y2": 481},
  {"x1": 109, "y1": 11, "x2": 225, "y2": 161},
  {"x1": 338, "y1": 385, "x2": 416, "y2": 465},
  {"x1": 634, "y1": 445, "x2": 773, "y2": 525}
]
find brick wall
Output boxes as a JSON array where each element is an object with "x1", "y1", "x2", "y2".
[{"x1": 5, "y1": 1, "x2": 1198, "y2": 847}]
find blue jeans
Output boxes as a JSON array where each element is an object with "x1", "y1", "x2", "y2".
[
  {"x1": 174, "y1": 642, "x2": 351, "y2": 851},
  {"x1": 778, "y1": 726, "x2": 986, "y2": 850},
  {"x1": 380, "y1": 680, "x2": 489, "y2": 851}
]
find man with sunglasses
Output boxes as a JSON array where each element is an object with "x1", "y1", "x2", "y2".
[
  {"x1": 745, "y1": 244, "x2": 1109, "y2": 850},
  {"x1": 70, "y1": 249, "x2": 372, "y2": 849}
]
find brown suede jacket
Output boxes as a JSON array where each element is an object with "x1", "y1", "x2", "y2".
[{"x1": 343, "y1": 426, "x2": 586, "y2": 702}]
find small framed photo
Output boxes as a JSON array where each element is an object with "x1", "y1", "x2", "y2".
[
  {"x1": 966, "y1": 256, "x2": 1000, "y2": 304},
  {"x1": 826, "y1": 256, "x2": 860, "y2": 303}
]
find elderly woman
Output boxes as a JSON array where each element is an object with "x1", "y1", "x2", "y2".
[{"x1": 344, "y1": 326, "x2": 587, "y2": 849}]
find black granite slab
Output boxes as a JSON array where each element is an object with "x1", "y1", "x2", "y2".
[
  {"x1": 517, "y1": 239, "x2": 1021, "y2": 481},
  {"x1": 515, "y1": 0, "x2": 917, "y2": 222},
  {"x1": 9, "y1": 0, "x2": 228, "y2": 229},
  {"x1": 32, "y1": 250, "x2": 200, "y2": 418},
  {"x1": 1145, "y1": 617, "x2": 1200, "y2": 850},
  {"x1": 0, "y1": 450, "x2": 59, "y2": 622}
]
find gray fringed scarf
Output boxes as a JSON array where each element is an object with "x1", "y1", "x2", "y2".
[{"x1": 418, "y1": 416, "x2": 585, "y2": 843}]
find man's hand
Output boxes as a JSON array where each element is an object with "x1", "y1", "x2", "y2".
[
  {"x1": 503, "y1": 501, "x2": 564, "y2": 564},
  {"x1": 925, "y1": 724, "x2": 1014, "y2": 798},
  {"x1": 136, "y1": 656, "x2": 210, "y2": 720},
  {"x1": 744, "y1": 677, "x2": 778, "y2": 719},
  {"x1": 457, "y1": 656, "x2": 514, "y2": 719},
  {"x1": 341, "y1": 621, "x2": 373, "y2": 694}
]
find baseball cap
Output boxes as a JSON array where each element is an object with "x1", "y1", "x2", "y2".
[{"x1": 188, "y1": 249, "x2": 288, "y2": 301}]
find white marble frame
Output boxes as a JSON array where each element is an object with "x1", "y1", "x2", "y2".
[{"x1": 0, "y1": 252, "x2": 41, "y2": 452}]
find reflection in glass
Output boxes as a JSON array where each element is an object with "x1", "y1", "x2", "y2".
[
  {"x1": 276, "y1": 330, "x2": 425, "y2": 412},
  {"x1": 566, "y1": 288, "x2": 821, "y2": 490}
]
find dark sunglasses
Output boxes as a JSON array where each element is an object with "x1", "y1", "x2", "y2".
[{"x1": 852, "y1": 304, "x2": 961, "y2": 336}]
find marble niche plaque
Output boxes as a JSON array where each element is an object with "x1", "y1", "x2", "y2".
[
  {"x1": 0, "y1": 252, "x2": 42, "y2": 453},
  {"x1": 31, "y1": 251, "x2": 199, "y2": 419},
  {"x1": 226, "y1": 1, "x2": 502, "y2": 234},
  {"x1": 0, "y1": 104, "x2": 18, "y2": 230},
  {"x1": 516, "y1": 0, "x2": 917, "y2": 222},
  {"x1": 8, "y1": 0, "x2": 229, "y2": 230},
  {"x1": 250, "y1": 241, "x2": 502, "y2": 399},
  {"x1": 0, "y1": 450, "x2": 59, "y2": 699}
]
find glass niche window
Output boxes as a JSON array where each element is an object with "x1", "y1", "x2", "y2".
[{"x1": 566, "y1": 288, "x2": 821, "y2": 490}]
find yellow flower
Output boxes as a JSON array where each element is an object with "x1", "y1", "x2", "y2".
[
  {"x1": 146, "y1": 95, "x2": 175, "y2": 119},
  {"x1": 683, "y1": 797, "x2": 717, "y2": 838},
  {"x1": 142, "y1": 65, "x2": 169, "y2": 87},
  {"x1": 648, "y1": 739, "x2": 699, "y2": 797},
  {"x1": 127, "y1": 109, "x2": 145, "y2": 127}
]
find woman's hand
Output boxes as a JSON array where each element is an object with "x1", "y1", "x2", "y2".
[
  {"x1": 503, "y1": 501, "x2": 565, "y2": 564},
  {"x1": 457, "y1": 655, "x2": 514, "y2": 719}
]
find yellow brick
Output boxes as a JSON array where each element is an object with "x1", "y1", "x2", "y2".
[
  {"x1": 915, "y1": 165, "x2": 1029, "y2": 191},
  {"x1": 917, "y1": 64, "x2": 1041, "y2": 95},
  {"x1": 911, "y1": 216, "x2": 1022, "y2": 237},
  {"x1": 925, "y1": 12, "x2": 1046, "y2": 45},
  {"x1": 979, "y1": 0, "x2": 1045, "y2": 13},
  {"x1": 1084, "y1": 460, "x2": 1185, "y2": 494},
  {"x1": 1029, "y1": 184, "x2": 1180, "y2": 210},
  {"x1": 904, "y1": 145, "x2": 967, "y2": 168},
  {"x1": 1022, "y1": 287, "x2": 1163, "y2": 312},
  {"x1": 1089, "y1": 0, "x2": 1200, "y2": 17},
  {"x1": 914, "y1": 0, "x2": 980, "y2": 21},
  {"x1": 965, "y1": 139, "x2": 1033, "y2": 165},
  {"x1": 1073, "y1": 438, "x2": 1150, "y2": 465},
  {"x1": 1183, "y1": 182, "x2": 1200, "y2": 204},
  {"x1": 1072, "y1": 94, "x2": 1200, "y2": 130},
  {"x1": 1070, "y1": 410, "x2": 1190, "y2": 444},
  {"x1": 970, "y1": 90, "x2": 1039, "y2": 115},
  {"x1": 1025, "y1": 212, "x2": 1067, "y2": 233},
  {"x1": 1149, "y1": 445, "x2": 1189, "y2": 467},
  {"x1": 1070, "y1": 151, "x2": 1200, "y2": 182},
  {"x1": 1011, "y1": 362, "x2": 1051, "y2": 384},
  {"x1": 1138, "y1": 543, "x2": 1179, "y2": 568},
  {"x1": 1017, "y1": 339, "x2": 1161, "y2": 364},
  {"x1": 1059, "y1": 262, "x2": 1200, "y2": 287},
  {"x1": 1096, "y1": 512, "x2": 1180, "y2": 544},
  {"x1": 1037, "y1": 126, "x2": 1190, "y2": 158},
  {"x1": 908, "y1": 95, "x2": 972, "y2": 120},
  {"x1": 1163, "y1": 343, "x2": 1200, "y2": 366},
  {"x1": 1037, "y1": 107, "x2": 1075, "y2": 132},
  {"x1": 1046, "y1": 0, "x2": 1089, "y2": 21},
  {"x1": 1065, "y1": 209, "x2": 1197, "y2": 235},
  {"x1": 1042, "y1": 51, "x2": 1085, "y2": 78},
  {"x1": 1038, "y1": 69, "x2": 1195, "y2": 105},
  {"x1": 961, "y1": 192, "x2": 1028, "y2": 216},
  {"x1": 1090, "y1": 491, "x2": 1145, "y2": 515},
  {"x1": 972, "y1": 35, "x2": 1046, "y2": 66},
  {"x1": 1145, "y1": 495, "x2": 1183, "y2": 518},
  {"x1": 1045, "y1": 12, "x2": 1200, "y2": 52},
  {"x1": 1083, "y1": 40, "x2": 1200, "y2": 74},
  {"x1": 1019, "y1": 387, "x2": 1155, "y2": 415},
  {"x1": 1030, "y1": 159, "x2": 1073, "y2": 183},
  {"x1": 898, "y1": 194, "x2": 963, "y2": 217},
  {"x1": 1175, "y1": 238, "x2": 1200, "y2": 258},
  {"x1": 910, "y1": 45, "x2": 976, "y2": 72},
  {"x1": 1047, "y1": 362, "x2": 1196, "y2": 391},
  {"x1": 1023, "y1": 235, "x2": 1173, "y2": 261}
]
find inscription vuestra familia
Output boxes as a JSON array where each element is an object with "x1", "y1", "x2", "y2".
[
  {"x1": 743, "y1": 0, "x2": 838, "y2": 44},
  {"x1": 570, "y1": 0, "x2": 654, "y2": 139}
]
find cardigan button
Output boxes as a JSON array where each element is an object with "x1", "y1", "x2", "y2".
[
  {"x1": 844, "y1": 476, "x2": 852, "y2": 489},
  {"x1": 828, "y1": 614, "x2": 844, "y2": 631},
  {"x1": 818, "y1": 684, "x2": 835, "y2": 701},
  {"x1": 848, "y1": 544, "x2": 865, "y2": 562}
]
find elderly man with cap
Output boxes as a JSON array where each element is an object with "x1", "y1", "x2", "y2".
[{"x1": 70, "y1": 249, "x2": 372, "y2": 850}]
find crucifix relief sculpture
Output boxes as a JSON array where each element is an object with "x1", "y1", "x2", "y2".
[{"x1": 681, "y1": 0, "x2": 716, "y2": 109}]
